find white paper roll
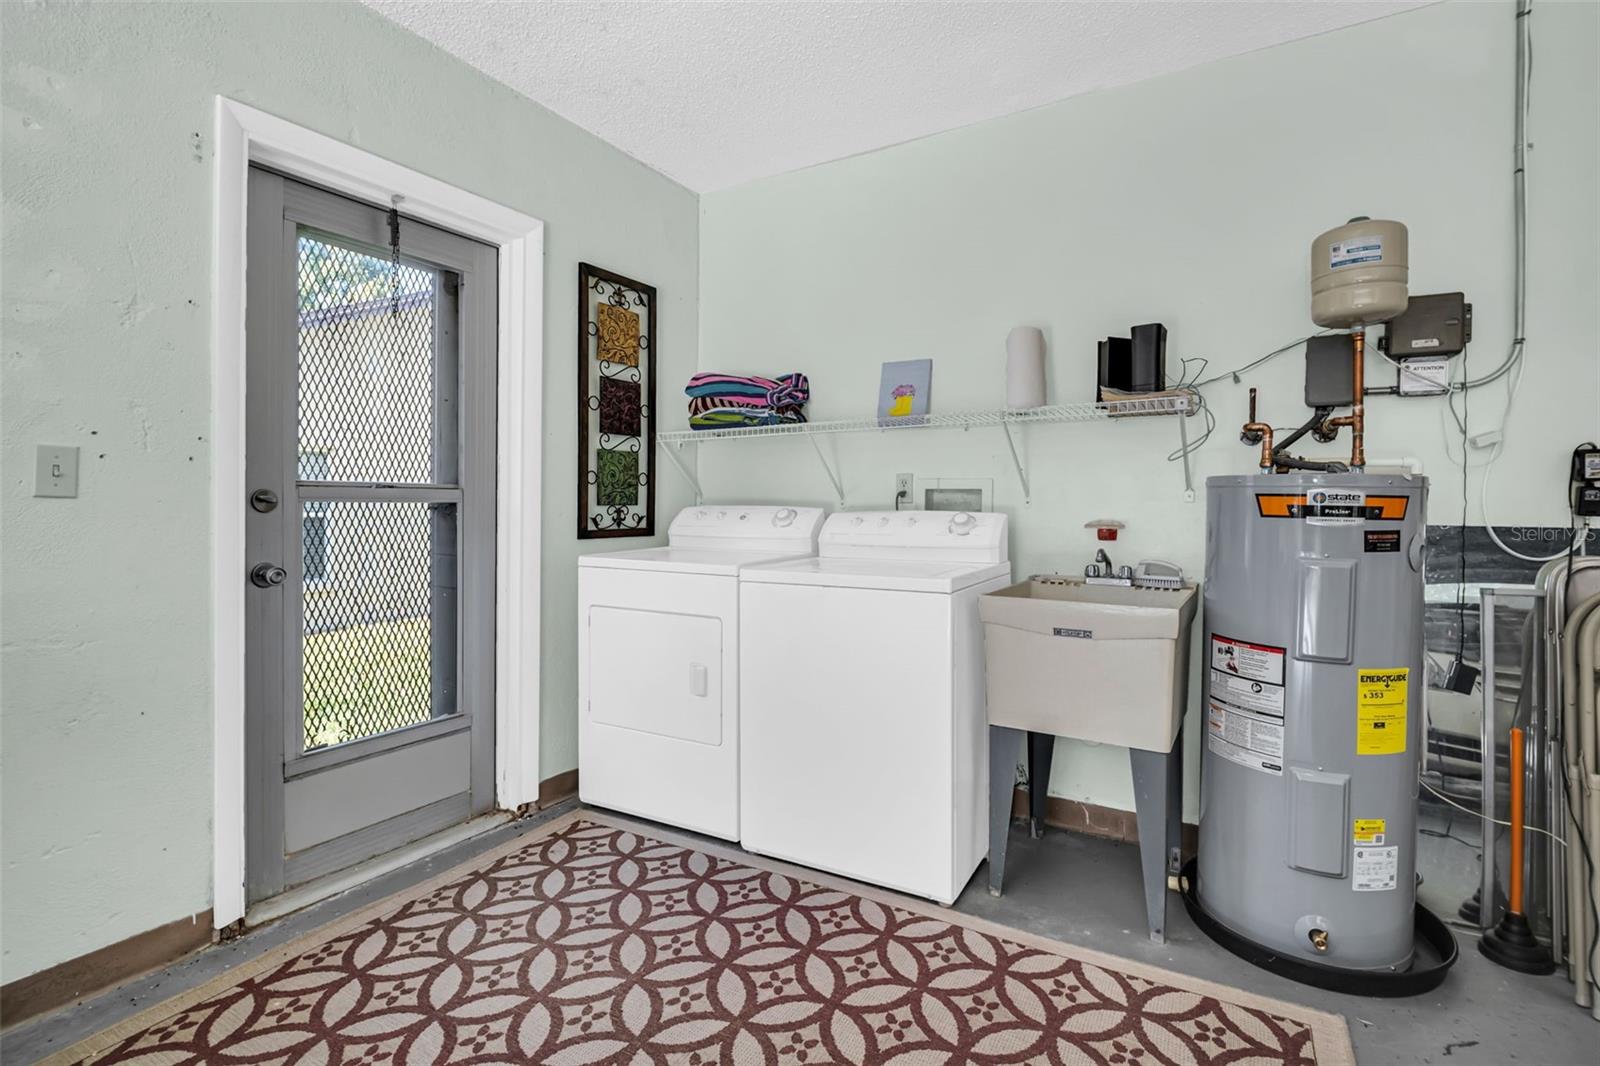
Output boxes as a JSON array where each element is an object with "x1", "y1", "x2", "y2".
[{"x1": 1005, "y1": 326, "x2": 1046, "y2": 409}]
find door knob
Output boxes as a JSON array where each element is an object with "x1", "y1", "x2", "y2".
[{"x1": 250, "y1": 562, "x2": 287, "y2": 588}]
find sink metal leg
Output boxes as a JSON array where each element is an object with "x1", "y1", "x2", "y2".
[
  {"x1": 1130, "y1": 739, "x2": 1182, "y2": 944},
  {"x1": 1027, "y1": 731, "x2": 1055, "y2": 838},
  {"x1": 988, "y1": 725, "x2": 1024, "y2": 897}
]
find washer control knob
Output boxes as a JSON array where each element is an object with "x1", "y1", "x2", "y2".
[
  {"x1": 878, "y1": 516, "x2": 891, "y2": 527},
  {"x1": 696, "y1": 510, "x2": 708, "y2": 519},
  {"x1": 852, "y1": 516, "x2": 864, "y2": 526},
  {"x1": 772, "y1": 507, "x2": 797, "y2": 527},
  {"x1": 948, "y1": 511, "x2": 978, "y2": 536},
  {"x1": 738, "y1": 512, "x2": 750, "y2": 521},
  {"x1": 717, "y1": 510, "x2": 727, "y2": 519}
]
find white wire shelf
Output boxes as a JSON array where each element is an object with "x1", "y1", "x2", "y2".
[
  {"x1": 656, "y1": 393, "x2": 1192, "y2": 444},
  {"x1": 655, "y1": 392, "x2": 1198, "y2": 506}
]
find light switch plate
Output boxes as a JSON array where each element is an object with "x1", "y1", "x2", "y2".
[{"x1": 34, "y1": 444, "x2": 79, "y2": 498}]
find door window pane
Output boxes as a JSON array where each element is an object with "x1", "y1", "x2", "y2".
[
  {"x1": 297, "y1": 235, "x2": 449, "y2": 485},
  {"x1": 301, "y1": 501, "x2": 458, "y2": 751}
]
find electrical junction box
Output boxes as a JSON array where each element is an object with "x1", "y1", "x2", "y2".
[
  {"x1": 1396, "y1": 356, "x2": 1450, "y2": 396},
  {"x1": 1304, "y1": 334, "x2": 1355, "y2": 407},
  {"x1": 1380, "y1": 292, "x2": 1472, "y2": 359}
]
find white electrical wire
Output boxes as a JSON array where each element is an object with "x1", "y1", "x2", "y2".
[
  {"x1": 1419, "y1": 777, "x2": 1569, "y2": 848},
  {"x1": 1478, "y1": 352, "x2": 1589, "y2": 561}
]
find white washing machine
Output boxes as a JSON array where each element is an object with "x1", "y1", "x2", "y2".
[
  {"x1": 739, "y1": 510, "x2": 1011, "y2": 903},
  {"x1": 578, "y1": 504, "x2": 826, "y2": 840}
]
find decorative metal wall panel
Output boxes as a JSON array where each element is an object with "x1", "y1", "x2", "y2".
[{"x1": 578, "y1": 263, "x2": 656, "y2": 538}]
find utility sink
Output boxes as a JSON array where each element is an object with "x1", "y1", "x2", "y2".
[
  {"x1": 978, "y1": 575, "x2": 1199, "y2": 752},
  {"x1": 981, "y1": 574, "x2": 1202, "y2": 944}
]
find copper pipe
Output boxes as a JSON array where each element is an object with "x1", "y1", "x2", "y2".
[
  {"x1": 1241, "y1": 387, "x2": 1275, "y2": 470},
  {"x1": 1315, "y1": 331, "x2": 1368, "y2": 468},
  {"x1": 1349, "y1": 330, "x2": 1365, "y2": 468},
  {"x1": 1509, "y1": 725, "x2": 1527, "y2": 916}
]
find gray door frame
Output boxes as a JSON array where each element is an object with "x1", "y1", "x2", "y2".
[{"x1": 243, "y1": 168, "x2": 497, "y2": 904}]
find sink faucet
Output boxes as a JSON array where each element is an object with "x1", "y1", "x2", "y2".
[{"x1": 1094, "y1": 547, "x2": 1114, "y2": 574}]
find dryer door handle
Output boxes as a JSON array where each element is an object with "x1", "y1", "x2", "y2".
[{"x1": 689, "y1": 663, "x2": 709, "y2": 698}]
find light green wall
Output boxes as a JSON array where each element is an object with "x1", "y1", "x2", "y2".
[
  {"x1": 1, "y1": 1, "x2": 697, "y2": 982},
  {"x1": 4, "y1": 0, "x2": 1595, "y2": 989},
  {"x1": 699, "y1": 2, "x2": 1598, "y2": 816}
]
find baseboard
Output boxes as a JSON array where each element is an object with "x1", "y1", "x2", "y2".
[
  {"x1": 0, "y1": 909, "x2": 213, "y2": 1030},
  {"x1": 538, "y1": 768, "x2": 578, "y2": 809},
  {"x1": 4, "y1": 775, "x2": 580, "y2": 1029},
  {"x1": 1012, "y1": 787, "x2": 1199, "y2": 857}
]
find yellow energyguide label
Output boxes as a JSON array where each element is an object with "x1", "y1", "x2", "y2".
[
  {"x1": 1357, "y1": 668, "x2": 1408, "y2": 755},
  {"x1": 1353, "y1": 818, "x2": 1387, "y2": 844}
]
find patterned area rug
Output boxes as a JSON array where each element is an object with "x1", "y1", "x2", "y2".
[{"x1": 46, "y1": 811, "x2": 1353, "y2": 1065}]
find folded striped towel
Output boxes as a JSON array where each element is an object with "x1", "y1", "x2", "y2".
[
  {"x1": 689, "y1": 407, "x2": 807, "y2": 430},
  {"x1": 686, "y1": 372, "x2": 809, "y2": 430}
]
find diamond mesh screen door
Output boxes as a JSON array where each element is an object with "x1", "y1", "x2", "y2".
[{"x1": 244, "y1": 169, "x2": 498, "y2": 905}]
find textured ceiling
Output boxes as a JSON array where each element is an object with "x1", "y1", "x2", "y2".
[{"x1": 362, "y1": 1, "x2": 1426, "y2": 192}]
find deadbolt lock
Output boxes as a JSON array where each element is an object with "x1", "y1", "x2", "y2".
[
  {"x1": 250, "y1": 563, "x2": 287, "y2": 588},
  {"x1": 250, "y1": 489, "x2": 279, "y2": 513}
]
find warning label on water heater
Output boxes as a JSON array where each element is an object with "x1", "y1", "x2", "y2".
[
  {"x1": 1211, "y1": 634, "x2": 1284, "y2": 685},
  {"x1": 1207, "y1": 635, "x2": 1287, "y2": 776},
  {"x1": 1352, "y1": 818, "x2": 1387, "y2": 845},
  {"x1": 1207, "y1": 701, "x2": 1284, "y2": 776}
]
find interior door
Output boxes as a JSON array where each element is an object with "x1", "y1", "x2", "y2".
[{"x1": 244, "y1": 168, "x2": 497, "y2": 905}]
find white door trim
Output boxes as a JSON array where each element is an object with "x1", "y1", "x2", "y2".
[{"x1": 211, "y1": 97, "x2": 544, "y2": 930}]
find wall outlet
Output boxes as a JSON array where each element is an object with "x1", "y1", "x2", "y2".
[{"x1": 894, "y1": 473, "x2": 915, "y2": 507}]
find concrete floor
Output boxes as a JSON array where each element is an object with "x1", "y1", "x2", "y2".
[
  {"x1": 955, "y1": 824, "x2": 1590, "y2": 1066},
  {"x1": 4, "y1": 800, "x2": 1591, "y2": 1065}
]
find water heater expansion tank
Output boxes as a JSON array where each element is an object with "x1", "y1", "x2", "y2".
[
  {"x1": 1197, "y1": 473, "x2": 1427, "y2": 973},
  {"x1": 1311, "y1": 218, "x2": 1409, "y2": 328}
]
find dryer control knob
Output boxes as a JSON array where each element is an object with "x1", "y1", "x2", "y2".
[
  {"x1": 772, "y1": 507, "x2": 797, "y2": 527},
  {"x1": 738, "y1": 512, "x2": 750, "y2": 521},
  {"x1": 877, "y1": 517, "x2": 891, "y2": 527},
  {"x1": 851, "y1": 516, "x2": 864, "y2": 526},
  {"x1": 948, "y1": 511, "x2": 978, "y2": 536}
]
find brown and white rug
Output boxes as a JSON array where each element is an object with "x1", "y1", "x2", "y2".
[{"x1": 46, "y1": 811, "x2": 1353, "y2": 1066}]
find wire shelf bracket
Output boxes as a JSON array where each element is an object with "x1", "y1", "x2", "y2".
[
  {"x1": 655, "y1": 394, "x2": 1197, "y2": 507},
  {"x1": 805, "y1": 434, "x2": 846, "y2": 507},
  {"x1": 1000, "y1": 421, "x2": 1031, "y2": 504},
  {"x1": 658, "y1": 442, "x2": 702, "y2": 505}
]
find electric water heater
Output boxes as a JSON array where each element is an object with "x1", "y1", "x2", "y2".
[{"x1": 1197, "y1": 473, "x2": 1429, "y2": 974}]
